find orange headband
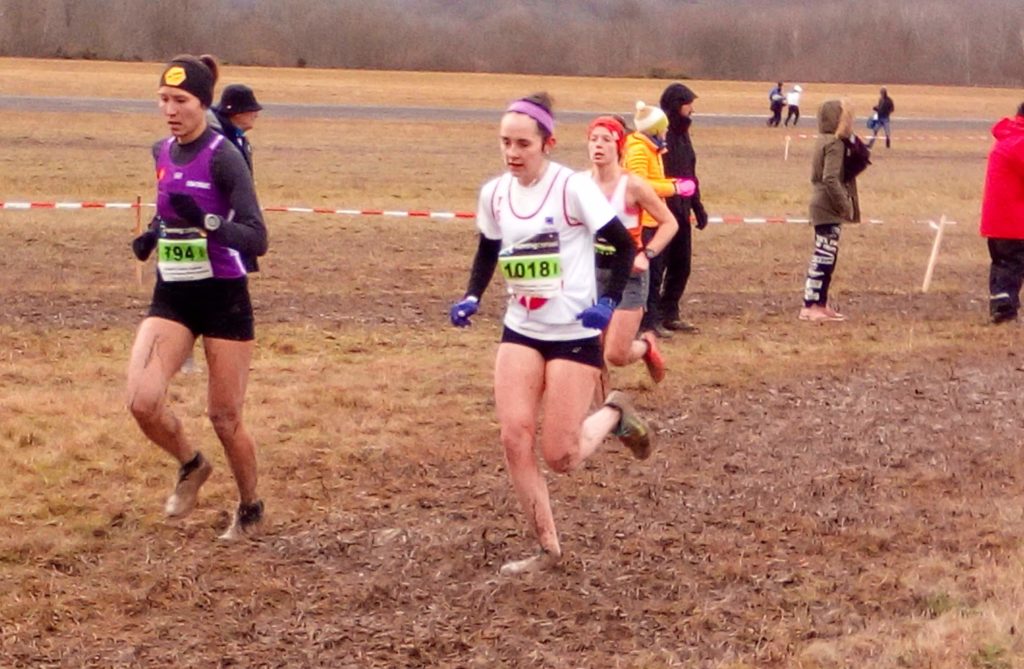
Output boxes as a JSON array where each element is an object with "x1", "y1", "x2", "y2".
[{"x1": 587, "y1": 116, "x2": 627, "y2": 156}]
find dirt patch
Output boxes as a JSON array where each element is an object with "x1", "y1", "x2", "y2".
[{"x1": 2, "y1": 212, "x2": 1022, "y2": 667}]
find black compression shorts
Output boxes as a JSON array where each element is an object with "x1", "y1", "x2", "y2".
[
  {"x1": 148, "y1": 276, "x2": 254, "y2": 341},
  {"x1": 500, "y1": 326, "x2": 603, "y2": 369}
]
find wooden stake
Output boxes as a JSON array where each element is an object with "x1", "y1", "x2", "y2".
[
  {"x1": 784, "y1": 135, "x2": 791, "y2": 161},
  {"x1": 134, "y1": 194, "x2": 143, "y2": 287},
  {"x1": 921, "y1": 214, "x2": 947, "y2": 293}
]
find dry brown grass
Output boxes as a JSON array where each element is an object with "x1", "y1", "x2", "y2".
[{"x1": 1, "y1": 58, "x2": 1023, "y2": 668}]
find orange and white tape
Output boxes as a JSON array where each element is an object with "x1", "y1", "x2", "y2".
[{"x1": 0, "y1": 200, "x2": 882, "y2": 224}]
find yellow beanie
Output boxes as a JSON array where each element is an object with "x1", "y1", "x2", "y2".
[{"x1": 634, "y1": 100, "x2": 668, "y2": 135}]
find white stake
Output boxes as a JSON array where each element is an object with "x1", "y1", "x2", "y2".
[
  {"x1": 784, "y1": 135, "x2": 791, "y2": 161},
  {"x1": 921, "y1": 214, "x2": 948, "y2": 293}
]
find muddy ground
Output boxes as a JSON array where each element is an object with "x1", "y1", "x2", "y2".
[{"x1": 2, "y1": 214, "x2": 1022, "y2": 668}]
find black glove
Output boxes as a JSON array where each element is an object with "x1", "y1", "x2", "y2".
[
  {"x1": 693, "y1": 199, "x2": 709, "y2": 230},
  {"x1": 169, "y1": 192, "x2": 205, "y2": 227},
  {"x1": 131, "y1": 230, "x2": 158, "y2": 261}
]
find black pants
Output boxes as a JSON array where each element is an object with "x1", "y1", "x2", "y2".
[
  {"x1": 658, "y1": 211, "x2": 693, "y2": 322},
  {"x1": 803, "y1": 224, "x2": 841, "y2": 307},
  {"x1": 784, "y1": 106, "x2": 800, "y2": 126},
  {"x1": 768, "y1": 103, "x2": 783, "y2": 127},
  {"x1": 988, "y1": 238, "x2": 1024, "y2": 322},
  {"x1": 641, "y1": 226, "x2": 664, "y2": 330},
  {"x1": 642, "y1": 210, "x2": 695, "y2": 328}
]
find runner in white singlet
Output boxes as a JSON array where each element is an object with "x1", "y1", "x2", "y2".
[
  {"x1": 588, "y1": 116, "x2": 678, "y2": 385},
  {"x1": 449, "y1": 94, "x2": 656, "y2": 576}
]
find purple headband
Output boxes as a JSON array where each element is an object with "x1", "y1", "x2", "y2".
[{"x1": 506, "y1": 99, "x2": 555, "y2": 136}]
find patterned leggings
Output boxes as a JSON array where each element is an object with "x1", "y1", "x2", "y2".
[{"x1": 803, "y1": 223, "x2": 841, "y2": 307}]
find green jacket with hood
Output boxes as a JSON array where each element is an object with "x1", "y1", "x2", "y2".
[{"x1": 810, "y1": 100, "x2": 859, "y2": 224}]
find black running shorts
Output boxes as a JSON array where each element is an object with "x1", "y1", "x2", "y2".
[
  {"x1": 500, "y1": 326, "x2": 603, "y2": 369},
  {"x1": 148, "y1": 276, "x2": 255, "y2": 341}
]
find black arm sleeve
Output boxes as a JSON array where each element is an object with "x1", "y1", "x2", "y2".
[
  {"x1": 595, "y1": 217, "x2": 634, "y2": 305},
  {"x1": 210, "y1": 142, "x2": 268, "y2": 257},
  {"x1": 464, "y1": 234, "x2": 501, "y2": 299}
]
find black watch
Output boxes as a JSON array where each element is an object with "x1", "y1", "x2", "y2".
[
  {"x1": 203, "y1": 213, "x2": 222, "y2": 232},
  {"x1": 644, "y1": 247, "x2": 657, "y2": 259}
]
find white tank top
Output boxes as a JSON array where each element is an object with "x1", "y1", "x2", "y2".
[{"x1": 476, "y1": 162, "x2": 618, "y2": 341}]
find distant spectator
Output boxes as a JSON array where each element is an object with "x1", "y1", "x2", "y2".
[
  {"x1": 867, "y1": 86, "x2": 895, "y2": 149},
  {"x1": 210, "y1": 84, "x2": 263, "y2": 173},
  {"x1": 624, "y1": 100, "x2": 692, "y2": 338},
  {"x1": 799, "y1": 99, "x2": 868, "y2": 322},
  {"x1": 784, "y1": 84, "x2": 803, "y2": 127},
  {"x1": 767, "y1": 81, "x2": 785, "y2": 127},
  {"x1": 980, "y1": 103, "x2": 1024, "y2": 323}
]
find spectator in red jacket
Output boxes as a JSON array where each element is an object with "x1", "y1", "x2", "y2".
[{"x1": 980, "y1": 104, "x2": 1024, "y2": 323}]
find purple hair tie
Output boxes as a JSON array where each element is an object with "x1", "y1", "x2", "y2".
[{"x1": 506, "y1": 99, "x2": 555, "y2": 136}]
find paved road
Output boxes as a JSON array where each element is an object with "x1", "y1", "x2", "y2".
[{"x1": 0, "y1": 94, "x2": 994, "y2": 130}]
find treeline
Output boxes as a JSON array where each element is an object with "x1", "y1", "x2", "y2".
[{"x1": 2, "y1": 0, "x2": 1023, "y2": 86}]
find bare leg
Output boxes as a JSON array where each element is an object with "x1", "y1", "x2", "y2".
[
  {"x1": 602, "y1": 308, "x2": 647, "y2": 368},
  {"x1": 540, "y1": 359, "x2": 619, "y2": 473},
  {"x1": 494, "y1": 344, "x2": 556, "y2": 557},
  {"x1": 204, "y1": 337, "x2": 258, "y2": 504},
  {"x1": 126, "y1": 317, "x2": 197, "y2": 463}
]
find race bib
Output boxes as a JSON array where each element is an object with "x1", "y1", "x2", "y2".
[
  {"x1": 157, "y1": 231, "x2": 213, "y2": 282},
  {"x1": 499, "y1": 232, "x2": 562, "y2": 298}
]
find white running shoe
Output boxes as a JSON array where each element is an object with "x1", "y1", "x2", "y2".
[
  {"x1": 164, "y1": 452, "x2": 212, "y2": 518},
  {"x1": 499, "y1": 549, "x2": 561, "y2": 576},
  {"x1": 218, "y1": 500, "x2": 264, "y2": 541}
]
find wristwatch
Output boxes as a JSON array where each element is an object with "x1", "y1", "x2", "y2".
[
  {"x1": 203, "y1": 213, "x2": 222, "y2": 232},
  {"x1": 644, "y1": 247, "x2": 657, "y2": 259}
]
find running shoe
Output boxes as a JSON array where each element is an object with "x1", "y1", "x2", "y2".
[
  {"x1": 663, "y1": 319, "x2": 700, "y2": 333},
  {"x1": 640, "y1": 332, "x2": 666, "y2": 384},
  {"x1": 218, "y1": 500, "x2": 264, "y2": 541},
  {"x1": 164, "y1": 452, "x2": 212, "y2": 518},
  {"x1": 499, "y1": 549, "x2": 561, "y2": 576},
  {"x1": 604, "y1": 391, "x2": 653, "y2": 460}
]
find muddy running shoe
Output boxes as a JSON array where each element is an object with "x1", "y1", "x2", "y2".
[
  {"x1": 604, "y1": 391, "x2": 653, "y2": 460},
  {"x1": 164, "y1": 452, "x2": 212, "y2": 518},
  {"x1": 640, "y1": 331, "x2": 666, "y2": 384},
  {"x1": 499, "y1": 548, "x2": 561, "y2": 576},
  {"x1": 218, "y1": 500, "x2": 264, "y2": 541}
]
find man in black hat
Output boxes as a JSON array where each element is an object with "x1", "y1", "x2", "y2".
[
  {"x1": 645, "y1": 82, "x2": 707, "y2": 336},
  {"x1": 210, "y1": 84, "x2": 263, "y2": 173}
]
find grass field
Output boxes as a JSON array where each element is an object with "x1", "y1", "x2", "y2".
[{"x1": 2, "y1": 58, "x2": 1024, "y2": 668}]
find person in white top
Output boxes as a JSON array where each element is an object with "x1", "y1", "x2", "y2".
[
  {"x1": 785, "y1": 84, "x2": 803, "y2": 127},
  {"x1": 586, "y1": 115, "x2": 678, "y2": 384},
  {"x1": 449, "y1": 93, "x2": 655, "y2": 576}
]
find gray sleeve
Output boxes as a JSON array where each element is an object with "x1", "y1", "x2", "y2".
[{"x1": 210, "y1": 142, "x2": 268, "y2": 257}]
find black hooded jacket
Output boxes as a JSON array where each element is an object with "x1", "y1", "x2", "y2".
[{"x1": 659, "y1": 83, "x2": 705, "y2": 224}]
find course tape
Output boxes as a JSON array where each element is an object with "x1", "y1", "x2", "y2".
[
  {"x1": 790, "y1": 133, "x2": 989, "y2": 142},
  {"x1": 0, "y1": 201, "x2": 882, "y2": 225}
]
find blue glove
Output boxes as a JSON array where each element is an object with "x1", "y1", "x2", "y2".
[
  {"x1": 577, "y1": 296, "x2": 616, "y2": 330},
  {"x1": 449, "y1": 296, "x2": 479, "y2": 327}
]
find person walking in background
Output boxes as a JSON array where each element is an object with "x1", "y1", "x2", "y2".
[
  {"x1": 658, "y1": 82, "x2": 707, "y2": 334},
  {"x1": 768, "y1": 81, "x2": 785, "y2": 127},
  {"x1": 800, "y1": 99, "x2": 864, "y2": 322},
  {"x1": 586, "y1": 115, "x2": 678, "y2": 384},
  {"x1": 980, "y1": 103, "x2": 1024, "y2": 324},
  {"x1": 448, "y1": 93, "x2": 653, "y2": 576},
  {"x1": 210, "y1": 84, "x2": 263, "y2": 173},
  {"x1": 867, "y1": 86, "x2": 895, "y2": 149},
  {"x1": 784, "y1": 84, "x2": 803, "y2": 126},
  {"x1": 624, "y1": 100, "x2": 694, "y2": 338},
  {"x1": 127, "y1": 54, "x2": 269, "y2": 540}
]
